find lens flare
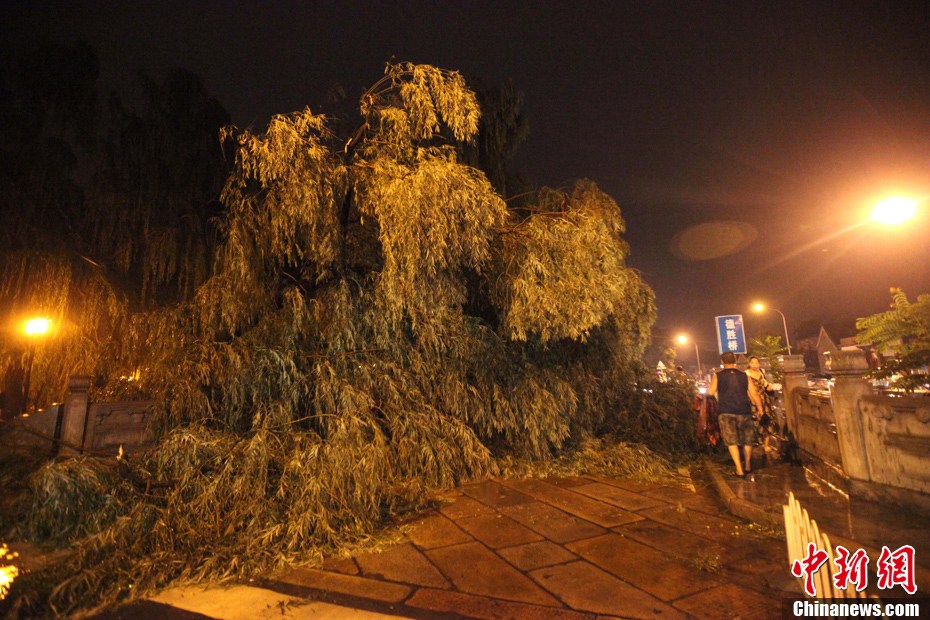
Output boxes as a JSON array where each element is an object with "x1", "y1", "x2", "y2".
[{"x1": 670, "y1": 221, "x2": 758, "y2": 261}]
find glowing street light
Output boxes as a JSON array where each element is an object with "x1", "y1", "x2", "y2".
[
  {"x1": 22, "y1": 317, "x2": 52, "y2": 414},
  {"x1": 870, "y1": 196, "x2": 919, "y2": 226},
  {"x1": 752, "y1": 303, "x2": 792, "y2": 356},
  {"x1": 675, "y1": 334, "x2": 702, "y2": 376},
  {"x1": 25, "y1": 318, "x2": 51, "y2": 336}
]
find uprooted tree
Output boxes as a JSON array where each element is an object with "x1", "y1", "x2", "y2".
[{"x1": 1, "y1": 62, "x2": 693, "y2": 617}]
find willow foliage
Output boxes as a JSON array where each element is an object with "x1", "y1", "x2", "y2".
[
  {"x1": 495, "y1": 181, "x2": 651, "y2": 343},
  {"x1": 2, "y1": 62, "x2": 692, "y2": 617}
]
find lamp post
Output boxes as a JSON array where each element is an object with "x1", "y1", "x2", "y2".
[
  {"x1": 22, "y1": 317, "x2": 51, "y2": 414},
  {"x1": 751, "y1": 303, "x2": 792, "y2": 355},
  {"x1": 675, "y1": 334, "x2": 702, "y2": 377}
]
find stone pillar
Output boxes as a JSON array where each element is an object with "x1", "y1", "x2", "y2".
[
  {"x1": 59, "y1": 375, "x2": 92, "y2": 456},
  {"x1": 780, "y1": 354, "x2": 807, "y2": 436},
  {"x1": 827, "y1": 350, "x2": 873, "y2": 482}
]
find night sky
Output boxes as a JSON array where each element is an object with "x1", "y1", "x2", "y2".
[{"x1": 7, "y1": 1, "x2": 930, "y2": 359}]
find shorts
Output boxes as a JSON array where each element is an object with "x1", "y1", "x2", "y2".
[{"x1": 718, "y1": 413, "x2": 756, "y2": 446}]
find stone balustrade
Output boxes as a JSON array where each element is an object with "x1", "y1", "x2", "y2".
[
  {"x1": 2, "y1": 375, "x2": 155, "y2": 457},
  {"x1": 857, "y1": 394, "x2": 930, "y2": 509},
  {"x1": 782, "y1": 350, "x2": 930, "y2": 512},
  {"x1": 791, "y1": 386, "x2": 841, "y2": 471}
]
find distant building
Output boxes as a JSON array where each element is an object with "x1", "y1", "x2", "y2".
[
  {"x1": 794, "y1": 326, "x2": 840, "y2": 373},
  {"x1": 816, "y1": 326, "x2": 839, "y2": 372}
]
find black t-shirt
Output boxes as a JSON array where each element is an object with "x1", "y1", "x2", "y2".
[{"x1": 716, "y1": 368, "x2": 752, "y2": 414}]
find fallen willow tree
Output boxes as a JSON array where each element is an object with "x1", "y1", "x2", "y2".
[{"x1": 1, "y1": 62, "x2": 693, "y2": 617}]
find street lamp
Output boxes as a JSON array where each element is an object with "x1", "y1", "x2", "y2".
[
  {"x1": 675, "y1": 334, "x2": 702, "y2": 376},
  {"x1": 869, "y1": 196, "x2": 919, "y2": 226},
  {"x1": 751, "y1": 303, "x2": 792, "y2": 356},
  {"x1": 22, "y1": 317, "x2": 51, "y2": 414}
]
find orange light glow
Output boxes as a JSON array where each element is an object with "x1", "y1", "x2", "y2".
[
  {"x1": 0, "y1": 544, "x2": 19, "y2": 601},
  {"x1": 24, "y1": 318, "x2": 51, "y2": 336},
  {"x1": 870, "y1": 196, "x2": 918, "y2": 226}
]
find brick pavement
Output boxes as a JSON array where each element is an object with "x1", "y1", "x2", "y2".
[{"x1": 257, "y1": 473, "x2": 795, "y2": 619}]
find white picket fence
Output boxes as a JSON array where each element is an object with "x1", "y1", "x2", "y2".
[{"x1": 783, "y1": 491, "x2": 868, "y2": 599}]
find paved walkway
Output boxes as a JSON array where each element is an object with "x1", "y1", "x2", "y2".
[{"x1": 120, "y1": 470, "x2": 795, "y2": 619}]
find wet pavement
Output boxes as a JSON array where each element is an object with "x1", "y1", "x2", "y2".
[
  {"x1": 704, "y1": 448, "x2": 930, "y2": 597},
  {"x1": 727, "y1": 460, "x2": 929, "y2": 564}
]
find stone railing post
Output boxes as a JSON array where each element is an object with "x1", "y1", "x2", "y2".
[
  {"x1": 59, "y1": 375, "x2": 92, "y2": 456},
  {"x1": 780, "y1": 354, "x2": 807, "y2": 436},
  {"x1": 827, "y1": 350, "x2": 873, "y2": 482}
]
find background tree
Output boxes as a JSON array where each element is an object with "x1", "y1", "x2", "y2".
[
  {"x1": 0, "y1": 41, "x2": 103, "y2": 416},
  {"x1": 457, "y1": 81, "x2": 529, "y2": 197},
  {"x1": 748, "y1": 334, "x2": 787, "y2": 382},
  {"x1": 856, "y1": 288, "x2": 930, "y2": 392},
  {"x1": 87, "y1": 69, "x2": 231, "y2": 309},
  {"x1": 0, "y1": 49, "x2": 231, "y2": 412}
]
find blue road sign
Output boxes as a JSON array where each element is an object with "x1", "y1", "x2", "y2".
[{"x1": 715, "y1": 315, "x2": 747, "y2": 354}]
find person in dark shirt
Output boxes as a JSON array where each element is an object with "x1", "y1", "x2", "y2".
[{"x1": 707, "y1": 351, "x2": 765, "y2": 478}]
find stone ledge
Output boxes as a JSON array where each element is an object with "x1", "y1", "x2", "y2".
[
  {"x1": 701, "y1": 456, "x2": 783, "y2": 530},
  {"x1": 270, "y1": 567, "x2": 412, "y2": 603}
]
